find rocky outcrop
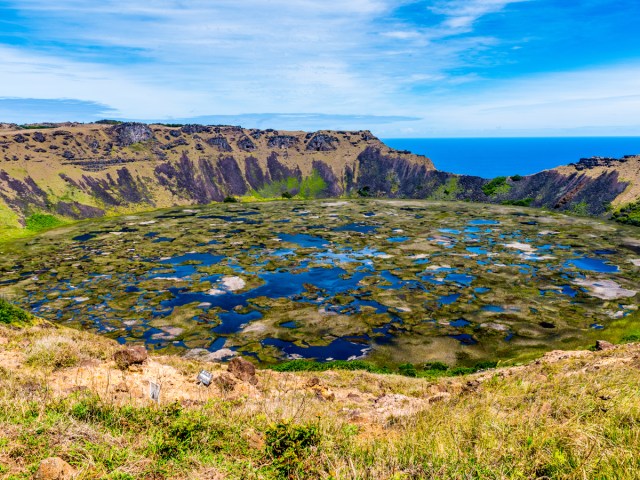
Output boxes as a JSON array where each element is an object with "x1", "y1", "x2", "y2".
[
  {"x1": 306, "y1": 134, "x2": 338, "y2": 151},
  {"x1": 109, "y1": 122, "x2": 154, "y2": 147},
  {"x1": 569, "y1": 155, "x2": 631, "y2": 171}
]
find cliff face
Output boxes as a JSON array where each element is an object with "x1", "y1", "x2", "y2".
[
  {"x1": 0, "y1": 123, "x2": 432, "y2": 233},
  {"x1": 0, "y1": 122, "x2": 637, "y2": 235},
  {"x1": 351, "y1": 147, "x2": 635, "y2": 216}
]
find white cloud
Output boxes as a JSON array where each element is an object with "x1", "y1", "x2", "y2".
[
  {"x1": 2, "y1": 0, "x2": 638, "y2": 137},
  {"x1": 430, "y1": 0, "x2": 530, "y2": 32}
]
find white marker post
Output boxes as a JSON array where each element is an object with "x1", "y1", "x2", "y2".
[{"x1": 149, "y1": 381, "x2": 161, "y2": 403}]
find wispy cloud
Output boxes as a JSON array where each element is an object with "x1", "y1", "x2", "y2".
[
  {"x1": 429, "y1": 0, "x2": 530, "y2": 32},
  {"x1": 0, "y1": 0, "x2": 638, "y2": 135}
]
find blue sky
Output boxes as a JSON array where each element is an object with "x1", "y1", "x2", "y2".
[{"x1": 0, "y1": 0, "x2": 639, "y2": 136}]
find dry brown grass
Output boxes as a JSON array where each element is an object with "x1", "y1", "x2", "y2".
[{"x1": 0, "y1": 323, "x2": 639, "y2": 479}]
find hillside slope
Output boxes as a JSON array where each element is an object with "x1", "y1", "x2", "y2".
[
  {"x1": 0, "y1": 122, "x2": 638, "y2": 237},
  {"x1": 1, "y1": 307, "x2": 638, "y2": 479}
]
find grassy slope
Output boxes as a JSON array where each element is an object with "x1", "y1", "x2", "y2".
[{"x1": 0, "y1": 303, "x2": 639, "y2": 479}]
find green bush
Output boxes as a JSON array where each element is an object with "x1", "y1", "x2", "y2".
[
  {"x1": 398, "y1": 363, "x2": 418, "y2": 377},
  {"x1": 265, "y1": 422, "x2": 320, "y2": 476},
  {"x1": 223, "y1": 196, "x2": 238, "y2": 203},
  {"x1": 612, "y1": 200, "x2": 640, "y2": 226},
  {"x1": 357, "y1": 186, "x2": 371, "y2": 197},
  {"x1": 510, "y1": 174, "x2": 523, "y2": 181},
  {"x1": 0, "y1": 298, "x2": 31, "y2": 325},
  {"x1": 502, "y1": 198, "x2": 533, "y2": 207},
  {"x1": 424, "y1": 361, "x2": 449, "y2": 371}
]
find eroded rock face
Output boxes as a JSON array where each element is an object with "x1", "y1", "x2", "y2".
[
  {"x1": 237, "y1": 136, "x2": 256, "y2": 151},
  {"x1": 206, "y1": 136, "x2": 232, "y2": 152},
  {"x1": 34, "y1": 457, "x2": 76, "y2": 480},
  {"x1": 306, "y1": 134, "x2": 338, "y2": 151},
  {"x1": 113, "y1": 346, "x2": 148, "y2": 369},
  {"x1": 109, "y1": 123, "x2": 154, "y2": 146},
  {"x1": 267, "y1": 135, "x2": 298, "y2": 149},
  {"x1": 228, "y1": 357, "x2": 257, "y2": 384},
  {"x1": 181, "y1": 124, "x2": 211, "y2": 135}
]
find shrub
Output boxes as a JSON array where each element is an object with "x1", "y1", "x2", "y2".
[
  {"x1": 424, "y1": 361, "x2": 449, "y2": 371},
  {"x1": 510, "y1": 174, "x2": 523, "y2": 181},
  {"x1": 223, "y1": 196, "x2": 238, "y2": 203},
  {"x1": 612, "y1": 200, "x2": 640, "y2": 226},
  {"x1": 265, "y1": 422, "x2": 320, "y2": 476},
  {"x1": 502, "y1": 198, "x2": 533, "y2": 207},
  {"x1": 0, "y1": 299, "x2": 31, "y2": 325},
  {"x1": 281, "y1": 191, "x2": 293, "y2": 199},
  {"x1": 398, "y1": 363, "x2": 418, "y2": 377},
  {"x1": 357, "y1": 186, "x2": 371, "y2": 197}
]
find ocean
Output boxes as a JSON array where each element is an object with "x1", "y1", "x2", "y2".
[{"x1": 381, "y1": 137, "x2": 640, "y2": 179}]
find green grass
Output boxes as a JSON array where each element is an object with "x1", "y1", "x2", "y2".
[
  {"x1": 482, "y1": 176, "x2": 512, "y2": 196},
  {"x1": 428, "y1": 176, "x2": 460, "y2": 201},
  {"x1": 25, "y1": 213, "x2": 66, "y2": 232},
  {"x1": 267, "y1": 359, "x2": 498, "y2": 378},
  {"x1": 251, "y1": 170, "x2": 328, "y2": 200},
  {"x1": 570, "y1": 201, "x2": 589, "y2": 216}
]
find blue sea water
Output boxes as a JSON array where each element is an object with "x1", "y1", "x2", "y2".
[{"x1": 382, "y1": 137, "x2": 640, "y2": 178}]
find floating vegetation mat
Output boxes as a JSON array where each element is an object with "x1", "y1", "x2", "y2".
[{"x1": 1, "y1": 200, "x2": 638, "y2": 366}]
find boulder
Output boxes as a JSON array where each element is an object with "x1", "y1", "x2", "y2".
[
  {"x1": 34, "y1": 457, "x2": 76, "y2": 480},
  {"x1": 113, "y1": 346, "x2": 148, "y2": 369},
  {"x1": 228, "y1": 356, "x2": 257, "y2": 384},
  {"x1": 595, "y1": 340, "x2": 615, "y2": 351}
]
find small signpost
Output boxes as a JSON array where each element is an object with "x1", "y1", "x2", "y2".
[
  {"x1": 149, "y1": 381, "x2": 161, "y2": 402},
  {"x1": 197, "y1": 370, "x2": 213, "y2": 387}
]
